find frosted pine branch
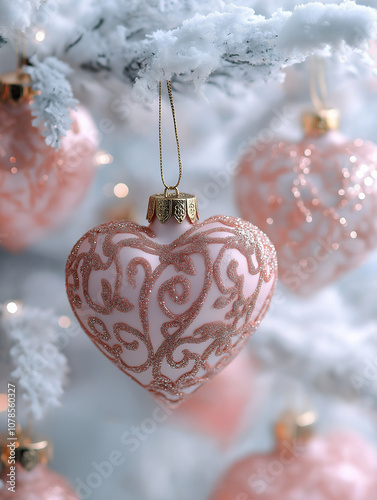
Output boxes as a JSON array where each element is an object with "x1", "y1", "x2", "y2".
[
  {"x1": 135, "y1": 2, "x2": 377, "y2": 99},
  {"x1": 30, "y1": 1, "x2": 377, "y2": 100},
  {"x1": 277, "y1": 2, "x2": 377, "y2": 55},
  {"x1": 13, "y1": 0, "x2": 377, "y2": 142},
  {"x1": 25, "y1": 56, "x2": 78, "y2": 150},
  {"x1": 1, "y1": 306, "x2": 69, "y2": 421},
  {"x1": 0, "y1": 0, "x2": 41, "y2": 36},
  {"x1": 252, "y1": 288, "x2": 377, "y2": 406}
]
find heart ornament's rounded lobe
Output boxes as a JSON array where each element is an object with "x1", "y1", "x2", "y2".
[{"x1": 66, "y1": 195, "x2": 277, "y2": 404}]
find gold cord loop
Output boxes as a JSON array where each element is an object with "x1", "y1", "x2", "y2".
[
  {"x1": 159, "y1": 80, "x2": 183, "y2": 196},
  {"x1": 309, "y1": 56, "x2": 327, "y2": 111},
  {"x1": 15, "y1": 31, "x2": 27, "y2": 77},
  {"x1": 302, "y1": 56, "x2": 339, "y2": 135}
]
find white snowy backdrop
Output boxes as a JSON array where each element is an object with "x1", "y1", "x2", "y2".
[{"x1": 1, "y1": 1, "x2": 377, "y2": 499}]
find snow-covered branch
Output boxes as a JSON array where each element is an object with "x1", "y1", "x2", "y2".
[
  {"x1": 0, "y1": 0, "x2": 42, "y2": 36},
  {"x1": 3, "y1": 1, "x2": 377, "y2": 144},
  {"x1": 25, "y1": 56, "x2": 78, "y2": 149},
  {"x1": 1, "y1": 305, "x2": 69, "y2": 421},
  {"x1": 252, "y1": 288, "x2": 377, "y2": 406},
  {"x1": 30, "y1": 1, "x2": 377, "y2": 100}
]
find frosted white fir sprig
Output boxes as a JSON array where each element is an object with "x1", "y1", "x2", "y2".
[
  {"x1": 133, "y1": 2, "x2": 377, "y2": 99},
  {"x1": 25, "y1": 56, "x2": 78, "y2": 150},
  {"x1": 0, "y1": 0, "x2": 41, "y2": 36},
  {"x1": 1, "y1": 304, "x2": 69, "y2": 421},
  {"x1": 29, "y1": 1, "x2": 377, "y2": 100},
  {"x1": 251, "y1": 288, "x2": 377, "y2": 407},
  {"x1": 6, "y1": 0, "x2": 377, "y2": 145}
]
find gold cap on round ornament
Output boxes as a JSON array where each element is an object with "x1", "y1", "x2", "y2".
[
  {"x1": 1, "y1": 435, "x2": 52, "y2": 471},
  {"x1": 302, "y1": 108, "x2": 340, "y2": 136},
  {"x1": 146, "y1": 188, "x2": 199, "y2": 224},
  {"x1": 275, "y1": 409, "x2": 317, "y2": 446},
  {"x1": 0, "y1": 71, "x2": 36, "y2": 104}
]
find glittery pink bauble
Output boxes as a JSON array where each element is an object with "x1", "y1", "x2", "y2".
[
  {"x1": 211, "y1": 430, "x2": 377, "y2": 500},
  {"x1": 235, "y1": 131, "x2": 377, "y2": 294},
  {"x1": 174, "y1": 351, "x2": 257, "y2": 445},
  {"x1": 66, "y1": 215, "x2": 277, "y2": 404},
  {"x1": 0, "y1": 464, "x2": 78, "y2": 500},
  {"x1": 0, "y1": 101, "x2": 97, "y2": 252}
]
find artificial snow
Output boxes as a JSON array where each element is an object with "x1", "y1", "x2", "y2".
[
  {"x1": 25, "y1": 56, "x2": 78, "y2": 150},
  {"x1": 18, "y1": 0, "x2": 377, "y2": 143},
  {"x1": 1, "y1": 306, "x2": 69, "y2": 420}
]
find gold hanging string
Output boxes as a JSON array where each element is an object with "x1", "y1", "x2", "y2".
[
  {"x1": 15, "y1": 31, "x2": 27, "y2": 77},
  {"x1": 22, "y1": 32, "x2": 27, "y2": 69},
  {"x1": 309, "y1": 56, "x2": 327, "y2": 111},
  {"x1": 15, "y1": 32, "x2": 20, "y2": 76},
  {"x1": 159, "y1": 80, "x2": 183, "y2": 195}
]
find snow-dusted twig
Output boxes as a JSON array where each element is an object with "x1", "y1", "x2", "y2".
[
  {"x1": 24, "y1": 56, "x2": 78, "y2": 149},
  {"x1": 29, "y1": 2, "x2": 377, "y2": 100},
  {"x1": 134, "y1": 2, "x2": 377, "y2": 99},
  {"x1": 252, "y1": 287, "x2": 377, "y2": 406},
  {"x1": 8, "y1": 1, "x2": 377, "y2": 143},
  {"x1": 1, "y1": 305, "x2": 69, "y2": 421},
  {"x1": 0, "y1": 0, "x2": 41, "y2": 36}
]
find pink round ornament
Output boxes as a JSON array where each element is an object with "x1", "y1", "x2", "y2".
[
  {"x1": 235, "y1": 109, "x2": 377, "y2": 294},
  {"x1": 211, "y1": 429, "x2": 377, "y2": 500},
  {"x1": 0, "y1": 464, "x2": 78, "y2": 500},
  {"x1": 174, "y1": 350, "x2": 258, "y2": 446},
  {"x1": 66, "y1": 193, "x2": 277, "y2": 404},
  {"x1": 0, "y1": 98, "x2": 97, "y2": 252}
]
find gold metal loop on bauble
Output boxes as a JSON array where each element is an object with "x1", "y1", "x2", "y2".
[{"x1": 164, "y1": 186, "x2": 180, "y2": 197}]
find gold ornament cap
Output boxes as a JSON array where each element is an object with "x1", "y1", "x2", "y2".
[
  {"x1": 302, "y1": 108, "x2": 340, "y2": 136},
  {"x1": 274, "y1": 410, "x2": 317, "y2": 446},
  {"x1": 147, "y1": 189, "x2": 199, "y2": 224},
  {"x1": 0, "y1": 72, "x2": 35, "y2": 104},
  {"x1": 1, "y1": 435, "x2": 52, "y2": 471}
]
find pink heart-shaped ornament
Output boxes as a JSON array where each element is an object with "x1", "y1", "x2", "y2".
[
  {"x1": 235, "y1": 129, "x2": 377, "y2": 294},
  {"x1": 210, "y1": 430, "x2": 377, "y2": 500},
  {"x1": 0, "y1": 101, "x2": 97, "y2": 252},
  {"x1": 66, "y1": 197, "x2": 277, "y2": 404},
  {"x1": 0, "y1": 464, "x2": 78, "y2": 500}
]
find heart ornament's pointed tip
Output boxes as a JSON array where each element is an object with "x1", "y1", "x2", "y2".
[{"x1": 65, "y1": 210, "x2": 277, "y2": 404}]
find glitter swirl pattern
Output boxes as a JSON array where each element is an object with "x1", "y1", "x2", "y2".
[
  {"x1": 0, "y1": 101, "x2": 97, "y2": 252},
  {"x1": 66, "y1": 216, "x2": 277, "y2": 404},
  {"x1": 235, "y1": 131, "x2": 377, "y2": 294}
]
